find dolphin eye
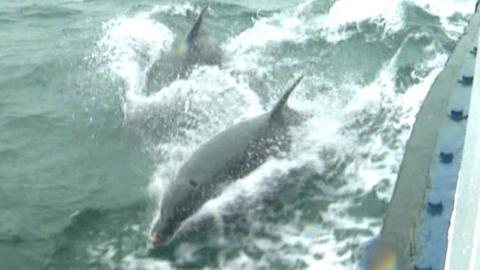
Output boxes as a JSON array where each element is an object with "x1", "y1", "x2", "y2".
[{"x1": 189, "y1": 179, "x2": 198, "y2": 187}]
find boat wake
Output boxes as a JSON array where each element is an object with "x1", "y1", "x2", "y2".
[{"x1": 83, "y1": 0, "x2": 472, "y2": 268}]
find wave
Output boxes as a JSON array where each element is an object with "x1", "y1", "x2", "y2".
[
  {"x1": 46, "y1": 201, "x2": 150, "y2": 270},
  {"x1": 16, "y1": 4, "x2": 82, "y2": 19},
  {"x1": 87, "y1": 0, "x2": 472, "y2": 269}
]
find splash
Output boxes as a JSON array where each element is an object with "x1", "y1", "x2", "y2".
[
  {"x1": 95, "y1": 9, "x2": 175, "y2": 116},
  {"x1": 89, "y1": 0, "x2": 472, "y2": 269}
]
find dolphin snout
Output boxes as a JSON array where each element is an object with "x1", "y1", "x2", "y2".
[{"x1": 148, "y1": 231, "x2": 162, "y2": 246}]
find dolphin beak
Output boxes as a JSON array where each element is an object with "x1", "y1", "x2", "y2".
[{"x1": 148, "y1": 232, "x2": 161, "y2": 246}]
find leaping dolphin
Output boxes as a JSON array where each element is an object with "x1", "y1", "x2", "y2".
[
  {"x1": 148, "y1": 75, "x2": 305, "y2": 246},
  {"x1": 146, "y1": 7, "x2": 223, "y2": 93}
]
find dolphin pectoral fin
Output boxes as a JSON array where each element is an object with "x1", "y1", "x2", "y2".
[
  {"x1": 270, "y1": 75, "x2": 304, "y2": 122},
  {"x1": 186, "y1": 6, "x2": 208, "y2": 47}
]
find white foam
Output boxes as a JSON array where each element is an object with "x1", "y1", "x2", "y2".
[
  {"x1": 121, "y1": 255, "x2": 174, "y2": 270},
  {"x1": 412, "y1": 0, "x2": 473, "y2": 39},
  {"x1": 90, "y1": 0, "x2": 470, "y2": 269},
  {"x1": 95, "y1": 11, "x2": 175, "y2": 117},
  {"x1": 324, "y1": 0, "x2": 404, "y2": 37},
  {"x1": 224, "y1": 0, "x2": 406, "y2": 75},
  {"x1": 413, "y1": 0, "x2": 473, "y2": 17},
  {"x1": 149, "y1": 2, "x2": 198, "y2": 17}
]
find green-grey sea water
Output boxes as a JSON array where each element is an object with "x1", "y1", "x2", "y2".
[{"x1": 0, "y1": 0, "x2": 473, "y2": 269}]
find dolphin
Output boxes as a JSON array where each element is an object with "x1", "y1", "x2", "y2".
[
  {"x1": 145, "y1": 7, "x2": 223, "y2": 93},
  {"x1": 182, "y1": 6, "x2": 223, "y2": 66},
  {"x1": 148, "y1": 75, "x2": 304, "y2": 246}
]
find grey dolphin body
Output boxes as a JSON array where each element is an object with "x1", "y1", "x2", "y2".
[
  {"x1": 146, "y1": 7, "x2": 223, "y2": 93},
  {"x1": 183, "y1": 7, "x2": 223, "y2": 66},
  {"x1": 148, "y1": 76, "x2": 304, "y2": 246}
]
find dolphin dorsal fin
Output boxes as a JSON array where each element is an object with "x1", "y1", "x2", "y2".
[
  {"x1": 270, "y1": 75, "x2": 304, "y2": 122},
  {"x1": 186, "y1": 7, "x2": 208, "y2": 46}
]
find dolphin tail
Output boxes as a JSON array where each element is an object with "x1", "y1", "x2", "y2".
[
  {"x1": 186, "y1": 6, "x2": 208, "y2": 46},
  {"x1": 270, "y1": 75, "x2": 304, "y2": 122}
]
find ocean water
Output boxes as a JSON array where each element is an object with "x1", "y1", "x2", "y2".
[{"x1": 0, "y1": 0, "x2": 474, "y2": 269}]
